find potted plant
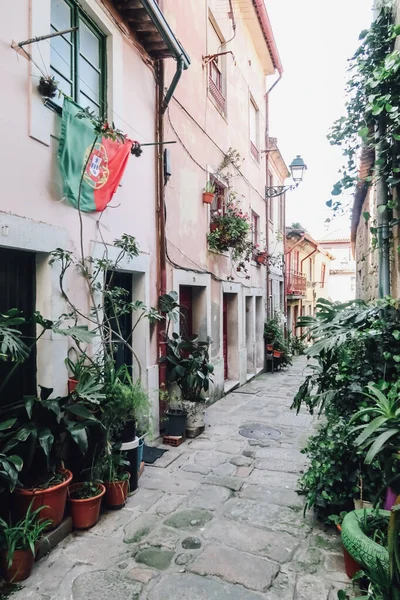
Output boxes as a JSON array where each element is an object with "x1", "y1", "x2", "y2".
[
  {"x1": 65, "y1": 349, "x2": 89, "y2": 394},
  {"x1": 160, "y1": 387, "x2": 187, "y2": 437},
  {"x1": 254, "y1": 246, "x2": 268, "y2": 265},
  {"x1": 37, "y1": 75, "x2": 58, "y2": 99},
  {"x1": 203, "y1": 181, "x2": 216, "y2": 204},
  {"x1": 67, "y1": 481, "x2": 106, "y2": 530},
  {"x1": 160, "y1": 334, "x2": 214, "y2": 434},
  {"x1": 0, "y1": 387, "x2": 98, "y2": 528},
  {"x1": 0, "y1": 503, "x2": 52, "y2": 582},
  {"x1": 102, "y1": 365, "x2": 151, "y2": 444},
  {"x1": 95, "y1": 450, "x2": 130, "y2": 510}
]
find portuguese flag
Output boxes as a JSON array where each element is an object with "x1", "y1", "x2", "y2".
[{"x1": 58, "y1": 98, "x2": 133, "y2": 212}]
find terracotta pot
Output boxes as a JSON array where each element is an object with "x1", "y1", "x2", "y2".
[
  {"x1": 336, "y1": 524, "x2": 362, "y2": 579},
  {"x1": 13, "y1": 468, "x2": 73, "y2": 529},
  {"x1": 68, "y1": 378, "x2": 78, "y2": 394},
  {"x1": 266, "y1": 344, "x2": 274, "y2": 352},
  {"x1": 210, "y1": 223, "x2": 218, "y2": 232},
  {"x1": 0, "y1": 549, "x2": 35, "y2": 582},
  {"x1": 273, "y1": 350, "x2": 283, "y2": 358},
  {"x1": 255, "y1": 253, "x2": 267, "y2": 265},
  {"x1": 203, "y1": 191, "x2": 215, "y2": 204},
  {"x1": 103, "y1": 475, "x2": 129, "y2": 510},
  {"x1": 67, "y1": 483, "x2": 106, "y2": 530}
]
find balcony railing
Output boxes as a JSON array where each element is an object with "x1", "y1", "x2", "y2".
[{"x1": 286, "y1": 270, "x2": 306, "y2": 296}]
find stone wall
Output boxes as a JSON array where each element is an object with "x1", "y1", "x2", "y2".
[{"x1": 355, "y1": 188, "x2": 379, "y2": 301}]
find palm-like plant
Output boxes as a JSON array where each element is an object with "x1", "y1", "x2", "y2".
[{"x1": 351, "y1": 383, "x2": 400, "y2": 466}]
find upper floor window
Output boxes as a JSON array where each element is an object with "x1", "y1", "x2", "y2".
[
  {"x1": 210, "y1": 176, "x2": 226, "y2": 215},
  {"x1": 50, "y1": 0, "x2": 107, "y2": 116},
  {"x1": 321, "y1": 263, "x2": 326, "y2": 288},
  {"x1": 252, "y1": 211, "x2": 260, "y2": 248},
  {"x1": 208, "y1": 20, "x2": 225, "y2": 113},
  {"x1": 249, "y1": 98, "x2": 259, "y2": 161}
]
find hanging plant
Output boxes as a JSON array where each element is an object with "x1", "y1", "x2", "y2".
[
  {"x1": 38, "y1": 75, "x2": 59, "y2": 99},
  {"x1": 208, "y1": 193, "x2": 252, "y2": 264}
]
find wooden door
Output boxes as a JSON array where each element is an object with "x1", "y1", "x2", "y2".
[{"x1": 223, "y1": 295, "x2": 228, "y2": 380}]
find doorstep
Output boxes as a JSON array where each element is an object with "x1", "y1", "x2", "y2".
[{"x1": 224, "y1": 379, "x2": 240, "y2": 394}]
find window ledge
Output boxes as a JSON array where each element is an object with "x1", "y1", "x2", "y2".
[{"x1": 208, "y1": 92, "x2": 228, "y2": 122}]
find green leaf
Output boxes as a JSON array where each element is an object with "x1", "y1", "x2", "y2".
[
  {"x1": 67, "y1": 423, "x2": 88, "y2": 453},
  {"x1": 365, "y1": 429, "x2": 399, "y2": 463},
  {"x1": 362, "y1": 211, "x2": 370, "y2": 222},
  {"x1": 354, "y1": 415, "x2": 388, "y2": 446},
  {"x1": 394, "y1": 355, "x2": 400, "y2": 363},
  {"x1": 377, "y1": 205, "x2": 387, "y2": 214},
  {"x1": 66, "y1": 404, "x2": 98, "y2": 422},
  {"x1": 24, "y1": 395, "x2": 36, "y2": 419},
  {"x1": 0, "y1": 418, "x2": 17, "y2": 431},
  {"x1": 393, "y1": 330, "x2": 400, "y2": 340},
  {"x1": 38, "y1": 427, "x2": 54, "y2": 459}
]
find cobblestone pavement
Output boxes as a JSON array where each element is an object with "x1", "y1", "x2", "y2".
[{"x1": 13, "y1": 357, "x2": 350, "y2": 599}]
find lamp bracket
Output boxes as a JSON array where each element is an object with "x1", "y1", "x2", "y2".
[
  {"x1": 202, "y1": 51, "x2": 234, "y2": 67},
  {"x1": 265, "y1": 184, "x2": 299, "y2": 199}
]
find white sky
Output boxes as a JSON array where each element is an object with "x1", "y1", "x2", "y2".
[{"x1": 266, "y1": 0, "x2": 374, "y2": 239}]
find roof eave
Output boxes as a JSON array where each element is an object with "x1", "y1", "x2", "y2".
[{"x1": 251, "y1": 0, "x2": 283, "y2": 75}]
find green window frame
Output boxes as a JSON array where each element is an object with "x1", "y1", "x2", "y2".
[{"x1": 50, "y1": 0, "x2": 107, "y2": 116}]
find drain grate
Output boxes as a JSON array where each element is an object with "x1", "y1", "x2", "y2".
[{"x1": 239, "y1": 424, "x2": 281, "y2": 440}]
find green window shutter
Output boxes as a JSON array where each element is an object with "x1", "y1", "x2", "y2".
[{"x1": 49, "y1": 0, "x2": 107, "y2": 117}]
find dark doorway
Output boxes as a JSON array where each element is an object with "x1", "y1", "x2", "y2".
[
  {"x1": 179, "y1": 286, "x2": 193, "y2": 338},
  {"x1": 106, "y1": 271, "x2": 133, "y2": 372},
  {"x1": 0, "y1": 248, "x2": 36, "y2": 408},
  {"x1": 223, "y1": 294, "x2": 228, "y2": 380}
]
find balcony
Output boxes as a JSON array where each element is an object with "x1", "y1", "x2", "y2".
[{"x1": 286, "y1": 270, "x2": 306, "y2": 297}]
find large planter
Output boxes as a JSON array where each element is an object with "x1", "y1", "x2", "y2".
[
  {"x1": 116, "y1": 420, "x2": 136, "y2": 444},
  {"x1": 183, "y1": 400, "x2": 206, "y2": 429},
  {"x1": 13, "y1": 468, "x2": 73, "y2": 529},
  {"x1": 164, "y1": 409, "x2": 187, "y2": 436},
  {"x1": 103, "y1": 475, "x2": 130, "y2": 510},
  {"x1": 341, "y1": 509, "x2": 390, "y2": 576},
  {"x1": 0, "y1": 549, "x2": 35, "y2": 583},
  {"x1": 67, "y1": 483, "x2": 106, "y2": 530}
]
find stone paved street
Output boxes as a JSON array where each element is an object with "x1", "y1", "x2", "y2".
[{"x1": 13, "y1": 357, "x2": 350, "y2": 599}]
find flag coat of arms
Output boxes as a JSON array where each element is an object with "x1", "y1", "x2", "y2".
[{"x1": 58, "y1": 99, "x2": 133, "y2": 212}]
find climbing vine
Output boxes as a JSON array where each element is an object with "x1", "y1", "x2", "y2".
[{"x1": 328, "y1": 3, "x2": 400, "y2": 222}]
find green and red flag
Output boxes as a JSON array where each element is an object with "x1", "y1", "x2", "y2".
[{"x1": 58, "y1": 98, "x2": 133, "y2": 212}]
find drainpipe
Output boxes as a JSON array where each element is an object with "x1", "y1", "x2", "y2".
[
  {"x1": 156, "y1": 60, "x2": 168, "y2": 422},
  {"x1": 301, "y1": 246, "x2": 317, "y2": 319},
  {"x1": 161, "y1": 58, "x2": 185, "y2": 113},
  {"x1": 373, "y1": 3, "x2": 390, "y2": 297}
]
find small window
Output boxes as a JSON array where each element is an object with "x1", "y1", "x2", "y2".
[
  {"x1": 208, "y1": 21, "x2": 225, "y2": 113},
  {"x1": 210, "y1": 176, "x2": 226, "y2": 215},
  {"x1": 50, "y1": 0, "x2": 107, "y2": 116},
  {"x1": 252, "y1": 211, "x2": 260, "y2": 248},
  {"x1": 249, "y1": 99, "x2": 259, "y2": 161},
  {"x1": 321, "y1": 263, "x2": 326, "y2": 288}
]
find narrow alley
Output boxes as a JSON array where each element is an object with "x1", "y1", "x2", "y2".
[{"x1": 13, "y1": 358, "x2": 348, "y2": 600}]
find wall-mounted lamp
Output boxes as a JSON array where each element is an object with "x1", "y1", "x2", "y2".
[{"x1": 265, "y1": 155, "x2": 307, "y2": 199}]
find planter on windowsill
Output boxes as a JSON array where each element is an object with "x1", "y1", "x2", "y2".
[
  {"x1": 203, "y1": 192, "x2": 215, "y2": 204},
  {"x1": 210, "y1": 223, "x2": 218, "y2": 233},
  {"x1": 255, "y1": 252, "x2": 267, "y2": 265},
  {"x1": 38, "y1": 76, "x2": 58, "y2": 99}
]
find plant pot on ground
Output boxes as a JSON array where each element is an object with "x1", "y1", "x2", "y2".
[
  {"x1": 1, "y1": 387, "x2": 98, "y2": 528},
  {"x1": 95, "y1": 450, "x2": 130, "y2": 510},
  {"x1": 0, "y1": 503, "x2": 52, "y2": 583},
  {"x1": 160, "y1": 334, "x2": 214, "y2": 437},
  {"x1": 67, "y1": 482, "x2": 106, "y2": 530},
  {"x1": 164, "y1": 408, "x2": 187, "y2": 436},
  {"x1": 183, "y1": 399, "x2": 206, "y2": 430}
]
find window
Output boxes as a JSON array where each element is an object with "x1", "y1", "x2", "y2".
[
  {"x1": 50, "y1": 0, "x2": 107, "y2": 115},
  {"x1": 249, "y1": 99, "x2": 259, "y2": 161},
  {"x1": 0, "y1": 249, "x2": 36, "y2": 408},
  {"x1": 321, "y1": 263, "x2": 326, "y2": 288},
  {"x1": 210, "y1": 176, "x2": 226, "y2": 215},
  {"x1": 208, "y1": 21, "x2": 225, "y2": 113},
  {"x1": 278, "y1": 195, "x2": 284, "y2": 232},
  {"x1": 252, "y1": 211, "x2": 260, "y2": 248}
]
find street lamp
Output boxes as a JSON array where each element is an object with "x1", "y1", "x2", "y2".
[{"x1": 265, "y1": 155, "x2": 307, "y2": 198}]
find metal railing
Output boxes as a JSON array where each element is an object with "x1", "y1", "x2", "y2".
[{"x1": 286, "y1": 270, "x2": 306, "y2": 296}]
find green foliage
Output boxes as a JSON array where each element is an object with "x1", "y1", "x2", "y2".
[
  {"x1": 0, "y1": 502, "x2": 52, "y2": 567},
  {"x1": 359, "y1": 507, "x2": 389, "y2": 548},
  {"x1": 0, "y1": 310, "x2": 29, "y2": 364},
  {"x1": 160, "y1": 334, "x2": 214, "y2": 402},
  {"x1": 68, "y1": 481, "x2": 102, "y2": 499},
  {"x1": 264, "y1": 317, "x2": 291, "y2": 364},
  {"x1": 94, "y1": 449, "x2": 130, "y2": 483},
  {"x1": 0, "y1": 387, "x2": 97, "y2": 484},
  {"x1": 293, "y1": 298, "x2": 400, "y2": 512},
  {"x1": 328, "y1": 6, "x2": 400, "y2": 219},
  {"x1": 102, "y1": 365, "x2": 151, "y2": 439}
]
